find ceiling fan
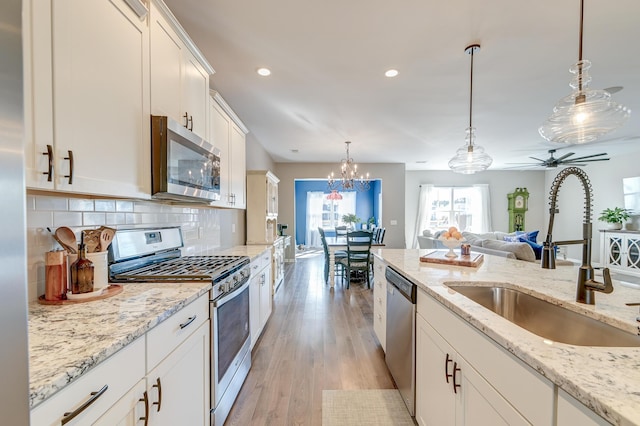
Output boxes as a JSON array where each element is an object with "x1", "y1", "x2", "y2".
[{"x1": 509, "y1": 149, "x2": 610, "y2": 169}]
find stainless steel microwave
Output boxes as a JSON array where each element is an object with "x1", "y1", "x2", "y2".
[{"x1": 151, "y1": 115, "x2": 221, "y2": 203}]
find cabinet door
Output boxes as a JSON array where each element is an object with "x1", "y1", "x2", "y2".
[
  {"x1": 626, "y1": 236, "x2": 640, "y2": 270},
  {"x1": 147, "y1": 321, "x2": 210, "y2": 426},
  {"x1": 94, "y1": 379, "x2": 146, "y2": 426},
  {"x1": 52, "y1": 0, "x2": 150, "y2": 198},
  {"x1": 230, "y1": 123, "x2": 247, "y2": 209},
  {"x1": 209, "y1": 98, "x2": 231, "y2": 206},
  {"x1": 457, "y1": 357, "x2": 529, "y2": 426},
  {"x1": 150, "y1": 5, "x2": 183, "y2": 124},
  {"x1": 259, "y1": 267, "x2": 272, "y2": 326},
  {"x1": 249, "y1": 271, "x2": 261, "y2": 349},
  {"x1": 372, "y1": 258, "x2": 387, "y2": 351},
  {"x1": 416, "y1": 313, "x2": 456, "y2": 426},
  {"x1": 182, "y1": 49, "x2": 209, "y2": 139},
  {"x1": 557, "y1": 389, "x2": 609, "y2": 426}
]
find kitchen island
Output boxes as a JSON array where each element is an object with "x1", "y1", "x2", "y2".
[{"x1": 375, "y1": 249, "x2": 640, "y2": 426}]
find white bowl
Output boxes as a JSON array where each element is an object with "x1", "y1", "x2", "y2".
[{"x1": 438, "y1": 238, "x2": 465, "y2": 257}]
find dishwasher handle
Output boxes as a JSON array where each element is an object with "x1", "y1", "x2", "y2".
[{"x1": 385, "y1": 266, "x2": 417, "y2": 303}]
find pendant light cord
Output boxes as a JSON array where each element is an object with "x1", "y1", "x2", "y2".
[
  {"x1": 578, "y1": 0, "x2": 584, "y2": 91},
  {"x1": 469, "y1": 47, "x2": 474, "y2": 128}
]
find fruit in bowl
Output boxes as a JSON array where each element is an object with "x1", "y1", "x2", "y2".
[{"x1": 438, "y1": 227, "x2": 465, "y2": 257}]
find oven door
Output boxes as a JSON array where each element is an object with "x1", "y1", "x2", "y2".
[{"x1": 211, "y1": 278, "x2": 251, "y2": 410}]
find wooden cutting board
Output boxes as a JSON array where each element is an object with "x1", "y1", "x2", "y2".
[{"x1": 420, "y1": 250, "x2": 484, "y2": 267}]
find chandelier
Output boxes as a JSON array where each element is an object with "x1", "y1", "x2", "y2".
[
  {"x1": 327, "y1": 141, "x2": 371, "y2": 191},
  {"x1": 538, "y1": 0, "x2": 630, "y2": 144},
  {"x1": 448, "y1": 44, "x2": 493, "y2": 174}
]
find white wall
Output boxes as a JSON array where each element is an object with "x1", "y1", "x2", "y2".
[
  {"x1": 544, "y1": 154, "x2": 640, "y2": 264},
  {"x1": 274, "y1": 163, "x2": 406, "y2": 248},
  {"x1": 246, "y1": 134, "x2": 276, "y2": 171},
  {"x1": 405, "y1": 170, "x2": 547, "y2": 248}
]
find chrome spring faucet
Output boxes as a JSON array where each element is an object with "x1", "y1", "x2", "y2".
[{"x1": 541, "y1": 167, "x2": 613, "y2": 304}]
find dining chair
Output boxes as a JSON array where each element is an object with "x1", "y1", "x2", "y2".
[
  {"x1": 335, "y1": 225, "x2": 348, "y2": 238},
  {"x1": 338, "y1": 230, "x2": 373, "y2": 289},
  {"x1": 376, "y1": 228, "x2": 386, "y2": 244},
  {"x1": 318, "y1": 227, "x2": 346, "y2": 284}
]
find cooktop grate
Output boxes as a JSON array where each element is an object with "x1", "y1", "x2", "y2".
[{"x1": 113, "y1": 256, "x2": 248, "y2": 282}]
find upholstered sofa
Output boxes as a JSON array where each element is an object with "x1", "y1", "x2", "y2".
[{"x1": 417, "y1": 230, "x2": 541, "y2": 262}]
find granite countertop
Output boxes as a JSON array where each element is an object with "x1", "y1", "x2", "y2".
[
  {"x1": 375, "y1": 248, "x2": 640, "y2": 426},
  {"x1": 28, "y1": 245, "x2": 272, "y2": 410}
]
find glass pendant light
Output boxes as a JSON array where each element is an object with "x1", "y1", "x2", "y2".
[
  {"x1": 539, "y1": 0, "x2": 630, "y2": 144},
  {"x1": 449, "y1": 44, "x2": 493, "y2": 174}
]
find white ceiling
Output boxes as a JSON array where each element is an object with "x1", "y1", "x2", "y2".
[{"x1": 165, "y1": 0, "x2": 640, "y2": 171}]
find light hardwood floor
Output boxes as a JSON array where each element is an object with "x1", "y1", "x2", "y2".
[{"x1": 225, "y1": 252, "x2": 395, "y2": 425}]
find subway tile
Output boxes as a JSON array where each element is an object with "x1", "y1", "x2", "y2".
[
  {"x1": 69, "y1": 198, "x2": 94, "y2": 211},
  {"x1": 83, "y1": 212, "x2": 107, "y2": 226},
  {"x1": 35, "y1": 195, "x2": 68, "y2": 211},
  {"x1": 133, "y1": 202, "x2": 158, "y2": 213},
  {"x1": 116, "y1": 200, "x2": 134, "y2": 212},
  {"x1": 27, "y1": 210, "x2": 53, "y2": 229},
  {"x1": 26, "y1": 195, "x2": 36, "y2": 211},
  {"x1": 94, "y1": 200, "x2": 116, "y2": 212},
  {"x1": 105, "y1": 212, "x2": 126, "y2": 225},
  {"x1": 53, "y1": 211, "x2": 82, "y2": 227},
  {"x1": 125, "y1": 213, "x2": 141, "y2": 224}
]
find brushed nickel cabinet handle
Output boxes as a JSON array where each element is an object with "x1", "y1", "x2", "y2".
[
  {"x1": 179, "y1": 315, "x2": 197, "y2": 329},
  {"x1": 64, "y1": 150, "x2": 74, "y2": 184},
  {"x1": 42, "y1": 144, "x2": 53, "y2": 181},
  {"x1": 152, "y1": 377, "x2": 162, "y2": 412},
  {"x1": 452, "y1": 362, "x2": 461, "y2": 394},
  {"x1": 61, "y1": 384, "x2": 108, "y2": 425},
  {"x1": 445, "y1": 353, "x2": 453, "y2": 383},
  {"x1": 138, "y1": 390, "x2": 149, "y2": 426}
]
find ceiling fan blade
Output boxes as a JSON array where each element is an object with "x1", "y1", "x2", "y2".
[
  {"x1": 564, "y1": 158, "x2": 610, "y2": 163},
  {"x1": 554, "y1": 152, "x2": 575, "y2": 162},
  {"x1": 603, "y1": 86, "x2": 623, "y2": 94},
  {"x1": 566, "y1": 153, "x2": 609, "y2": 161},
  {"x1": 529, "y1": 156, "x2": 547, "y2": 162}
]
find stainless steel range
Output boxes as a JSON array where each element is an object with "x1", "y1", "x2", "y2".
[{"x1": 109, "y1": 227, "x2": 251, "y2": 426}]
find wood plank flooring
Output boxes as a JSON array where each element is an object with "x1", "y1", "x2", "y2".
[{"x1": 225, "y1": 252, "x2": 395, "y2": 425}]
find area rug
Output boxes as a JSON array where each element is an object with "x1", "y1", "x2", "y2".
[{"x1": 322, "y1": 389, "x2": 414, "y2": 425}]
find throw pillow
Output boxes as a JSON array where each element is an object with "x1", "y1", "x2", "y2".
[
  {"x1": 483, "y1": 239, "x2": 536, "y2": 262},
  {"x1": 515, "y1": 230, "x2": 539, "y2": 243},
  {"x1": 516, "y1": 236, "x2": 543, "y2": 260}
]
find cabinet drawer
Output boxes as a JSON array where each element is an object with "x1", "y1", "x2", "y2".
[
  {"x1": 146, "y1": 292, "x2": 209, "y2": 371},
  {"x1": 31, "y1": 337, "x2": 145, "y2": 426},
  {"x1": 250, "y1": 250, "x2": 271, "y2": 273}
]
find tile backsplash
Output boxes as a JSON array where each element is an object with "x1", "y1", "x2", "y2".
[{"x1": 26, "y1": 192, "x2": 244, "y2": 301}]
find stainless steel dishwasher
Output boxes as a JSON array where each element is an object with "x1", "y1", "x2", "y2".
[{"x1": 385, "y1": 266, "x2": 417, "y2": 417}]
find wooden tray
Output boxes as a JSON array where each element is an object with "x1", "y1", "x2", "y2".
[
  {"x1": 38, "y1": 284, "x2": 123, "y2": 305},
  {"x1": 420, "y1": 250, "x2": 484, "y2": 267}
]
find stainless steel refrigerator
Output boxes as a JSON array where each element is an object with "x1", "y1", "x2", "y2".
[{"x1": 1, "y1": 0, "x2": 31, "y2": 423}]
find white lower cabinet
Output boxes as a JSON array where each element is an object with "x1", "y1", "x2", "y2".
[
  {"x1": 31, "y1": 293, "x2": 211, "y2": 426},
  {"x1": 416, "y1": 313, "x2": 528, "y2": 426},
  {"x1": 372, "y1": 257, "x2": 387, "y2": 351},
  {"x1": 416, "y1": 289, "x2": 554, "y2": 425},
  {"x1": 145, "y1": 320, "x2": 210, "y2": 426},
  {"x1": 250, "y1": 250, "x2": 272, "y2": 349},
  {"x1": 557, "y1": 389, "x2": 610, "y2": 425}
]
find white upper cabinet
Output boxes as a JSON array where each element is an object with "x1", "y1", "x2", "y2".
[
  {"x1": 209, "y1": 92, "x2": 248, "y2": 209},
  {"x1": 150, "y1": 0, "x2": 212, "y2": 140},
  {"x1": 24, "y1": 0, "x2": 151, "y2": 198}
]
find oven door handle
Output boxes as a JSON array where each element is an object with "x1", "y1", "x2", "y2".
[{"x1": 212, "y1": 278, "x2": 250, "y2": 307}]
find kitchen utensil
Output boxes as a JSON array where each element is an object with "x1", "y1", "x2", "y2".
[
  {"x1": 54, "y1": 227, "x2": 77, "y2": 254},
  {"x1": 99, "y1": 227, "x2": 115, "y2": 252},
  {"x1": 82, "y1": 229, "x2": 102, "y2": 253}
]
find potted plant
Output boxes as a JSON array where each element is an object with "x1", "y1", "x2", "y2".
[
  {"x1": 367, "y1": 216, "x2": 376, "y2": 230},
  {"x1": 598, "y1": 207, "x2": 630, "y2": 230},
  {"x1": 341, "y1": 213, "x2": 360, "y2": 230}
]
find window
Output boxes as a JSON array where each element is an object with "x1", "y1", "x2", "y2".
[{"x1": 413, "y1": 184, "x2": 491, "y2": 248}]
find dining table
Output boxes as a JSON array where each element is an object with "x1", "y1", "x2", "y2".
[{"x1": 325, "y1": 236, "x2": 385, "y2": 286}]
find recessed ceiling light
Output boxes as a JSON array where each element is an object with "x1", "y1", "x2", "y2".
[
  {"x1": 385, "y1": 69, "x2": 399, "y2": 78},
  {"x1": 291, "y1": 149, "x2": 299, "y2": 153},
  {"x1": 257, "y1": 67, "x2": 271, "y2": 76},
  {"x1": 416, "y1": 160, "x2": 428, "y2": 164}
]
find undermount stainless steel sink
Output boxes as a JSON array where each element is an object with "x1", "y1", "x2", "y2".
[{"x1": 449, "y1": 286, "x2": 640, "y2": 347}]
